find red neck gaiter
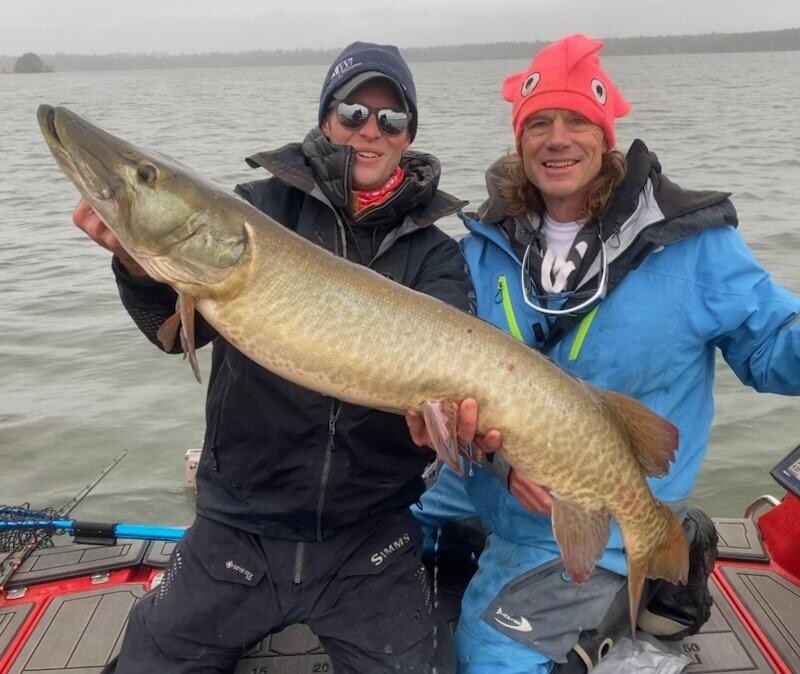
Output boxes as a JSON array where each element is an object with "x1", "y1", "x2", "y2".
[{"x1": 352, "y1": 167, "x2": 405, "y2": 215}]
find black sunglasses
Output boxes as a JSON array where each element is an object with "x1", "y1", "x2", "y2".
[{"x1": 334, "y1": 101, "x2": 412, "y2": 137}]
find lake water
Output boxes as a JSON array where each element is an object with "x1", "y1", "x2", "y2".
[{"x1": 1, "y1": 51, "x2": 799, "y2": 526}]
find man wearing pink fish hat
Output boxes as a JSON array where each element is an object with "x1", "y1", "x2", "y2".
[{"x1": 411, "y1": 33, "x2": 800, "y2": 673}]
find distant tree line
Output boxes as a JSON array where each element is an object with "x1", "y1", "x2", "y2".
[{"x1": 2, "y1": 28, "x2": 799, "y2": 73}]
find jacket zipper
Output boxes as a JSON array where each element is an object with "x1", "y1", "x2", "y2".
[
  {"x1": 497, "y1": 276, "x2": 524, "y2": 343},
  {"x1": 290, "y1": 201, "x2": 347, "y2": 584},
  {"x1": 208, "y1": 363, "x2": 234, "y2": 473},
  {"x1": 315, "y1": 399, "x2": 342, "y2": 542},
  {"x1": 292, "y1": 542, "x2": 305, "y2": 585}
]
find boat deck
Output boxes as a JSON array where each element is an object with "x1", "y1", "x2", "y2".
[{"x1": 1, "y1": 518, "x2": 797, "y2": 673}]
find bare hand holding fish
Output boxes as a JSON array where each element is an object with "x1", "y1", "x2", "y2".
[
  {"x1": 73, "y1": 198, "x2": 148, "y2": 278},
  {"x1": 407, "y1": 399, "x2": 552, "y2": 514}
]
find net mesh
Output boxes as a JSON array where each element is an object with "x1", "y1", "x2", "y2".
[{"x1": 0, "y1": 504, "x2": 60, "y2": 554}]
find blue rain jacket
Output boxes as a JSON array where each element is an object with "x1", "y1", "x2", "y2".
[{"x1": 413, "y1": 140, "x2": 800, "y2": 672}]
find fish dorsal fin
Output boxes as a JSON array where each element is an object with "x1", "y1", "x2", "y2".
[
  {"x1": 598, "y1": 389, "x2": 679, "y2": 477},
  {"x1": 551, "y1": 498, "x2": 611, "y2": 583}
]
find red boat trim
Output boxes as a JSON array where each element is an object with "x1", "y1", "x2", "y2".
[{"x1": 0, "y1": 566, "x2": 153, "y2": 672}]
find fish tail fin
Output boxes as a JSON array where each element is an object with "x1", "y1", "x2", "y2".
[
  {"x1": 646, "y1": 504, "x2": 690, "y2": 583},
  {"x1": 600, "y1": 389, "x2": 679, "y2": 477},
  {"x1": 627, "y1": 559, "x2": 646, "y2": 639},
  {"x1": 625, "y1": 505, "x2": 689, "y2": 637}
]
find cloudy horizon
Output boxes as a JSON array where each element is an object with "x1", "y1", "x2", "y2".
[{"x1": 1, "y1": 0, "x2": 799, "y2": 56}]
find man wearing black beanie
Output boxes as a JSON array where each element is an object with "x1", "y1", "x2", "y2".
[{"x1": 75, "y1": 41, "x2": 469, "y2": 674}]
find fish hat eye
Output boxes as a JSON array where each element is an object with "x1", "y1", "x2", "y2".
[
  {"x1": 137, "y1": 162, "x2": 159, "y2": 184},
  {"x1": 521, "y1": 72, "x2": 540, "y2": 97},
  {"x1": 591, "y1": 78, "x2": 607, "y2": 104}
]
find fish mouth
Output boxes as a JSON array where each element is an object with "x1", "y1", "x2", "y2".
[
  {"x1": 38, "y1": 105, "x2": 61, "y2": 147},
  {"x1": 38, "y1": 105, "x2": 75, "y2": 175},
  {"x1": 38, "y1": 104, "x2": 247, "y2": 284},
  {"x1": 37, "y1": 105, "x2": 119, "y2": 205}
]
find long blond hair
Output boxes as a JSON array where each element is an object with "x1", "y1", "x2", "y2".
[{"x1": 495, "y1": 150, "x2": 626, "y2": 222}]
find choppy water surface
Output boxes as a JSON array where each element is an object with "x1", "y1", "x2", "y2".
[{"x1": 1, "y1": 51, "x2": 798, "y2": 524}]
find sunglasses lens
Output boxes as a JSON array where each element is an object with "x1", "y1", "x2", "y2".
[
  {"x1": 335, "y1": 102, "x2": 410, "y2": 136},
  {"x1": 376, "y1": 109, "x2": 410, "y2": 136},
  {"x1": 336, "y1": 102, "x2": 371, "y2": 129}
]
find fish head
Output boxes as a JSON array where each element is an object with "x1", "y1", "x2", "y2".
[{"x1": 37, "y1": 104, "x2": 247, "y2": 294}]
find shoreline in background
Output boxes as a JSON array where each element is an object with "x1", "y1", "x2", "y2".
[{"x1": 2, "y1": 27, "x2": 799, "y2": 73}]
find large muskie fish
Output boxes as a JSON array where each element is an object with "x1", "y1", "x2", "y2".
[{"x1": 37, "y1": 105, "x2": 688, "y2": 632}]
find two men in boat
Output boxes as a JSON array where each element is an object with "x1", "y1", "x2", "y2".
[{"x1": 73, "y1": 33, "x2": 800, "y2": 674}]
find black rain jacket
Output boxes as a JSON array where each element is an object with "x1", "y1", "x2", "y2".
[{"x1": 113, "y1": 129, "x2": 473, "y2": 540}]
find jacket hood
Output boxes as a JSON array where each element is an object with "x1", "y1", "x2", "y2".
[
  {"x1": 467, "y1": 139, "x2": 739, "y2": 350},
  {"x1": 475, "y1": 139, "x2": 736, "y2": 250},
  {"x1": 476, "y1": 154, "x2": 516, "y2": 225},
  {"x1": 244, "y1": 128, "x2": 466, "y2": 229}
]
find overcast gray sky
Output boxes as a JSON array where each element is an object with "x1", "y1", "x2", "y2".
[{"x1": 2, "y1": 0, "x2": 799, "y2": 55}]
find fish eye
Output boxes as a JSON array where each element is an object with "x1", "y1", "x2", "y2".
[{"x1": 137, "y1": 162, "x2": 159, "y2": 184}]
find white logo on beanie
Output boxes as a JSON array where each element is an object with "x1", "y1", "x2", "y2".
[
  {"x1": 330, "y1": 57, "x2": 361, "y2": 84},
  {"x1": 591, "y1": 78, "x2": 607, "y2": 104},
  {"x1": 521, "y1": 72, "x2": 540, "y2": 97}
]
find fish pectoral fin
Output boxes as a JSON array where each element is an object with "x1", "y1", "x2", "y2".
[
  {"x1": 156, "y1": 311, "x2": 181, "y2": 352},
  {"x1": 601, "y1": 390, "x2": 679, "y2": 477},
  {"x1": 177, "y1": 293, "x2": 201, "y2": 383},
  {"x1": 155, "y1": 296, "x2": 201, "y2": 382},
  {"x1": 551, "y1": 499, "x2": 610, "y2": 583},
  {"x1": 419, "y1": 400, "x2": 463, "y2": 475}
]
